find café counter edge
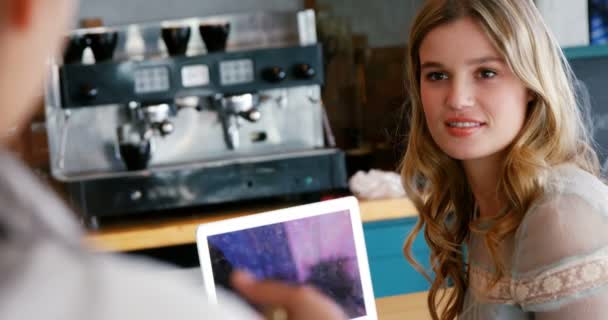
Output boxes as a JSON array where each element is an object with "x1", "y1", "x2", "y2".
[{"x1": 84, "y1": 197, "x2": 418, "y2": 252}]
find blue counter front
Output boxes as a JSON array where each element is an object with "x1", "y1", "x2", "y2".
[{"x1": 364, "y1": 217, "x2": 432, "y2": 298}]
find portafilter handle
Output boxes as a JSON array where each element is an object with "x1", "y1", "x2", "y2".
[
  {"x1": 129, "y1": 101, "x2": 176, "y2": 137},
  {"x1": 218, "y1": 93, "x2": 263, "y2": 122},
  {"x1": 210, "y1": 93, "x2": 263, "y2": 150}
]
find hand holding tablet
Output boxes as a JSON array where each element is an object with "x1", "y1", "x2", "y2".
[
  {"x1": 196, "y1": 196, "x2": 378, "y2": 319},
  {"x1": 231, "y1": 270, "x2": 348, "y2": 320}
]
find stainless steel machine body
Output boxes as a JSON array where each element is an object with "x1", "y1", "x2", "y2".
[{"x1": 45, "y1": 10, "x2": 347, "y2": 225}]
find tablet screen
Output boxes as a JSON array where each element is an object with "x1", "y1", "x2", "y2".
[{"x1": 206, "y1": 210, "x2": 367, "y2": 318}]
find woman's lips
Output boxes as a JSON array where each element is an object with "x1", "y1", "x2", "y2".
[{"x1": 444, "y1": 118, "x2": 486, "y2": 137}]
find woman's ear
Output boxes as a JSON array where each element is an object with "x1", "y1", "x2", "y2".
[{"x1": 8, "y1": 0, "x2": 33, "y2": 30}]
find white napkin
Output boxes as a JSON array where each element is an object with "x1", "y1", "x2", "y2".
[{"x1": 348, "y1": 169, "x2": 407, "y2": 200}]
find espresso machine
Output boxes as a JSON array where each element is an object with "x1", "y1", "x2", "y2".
[{"x1": 44, "y1": 10, "x2": 347, "y2": 227}]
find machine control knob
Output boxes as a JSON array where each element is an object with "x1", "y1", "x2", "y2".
[
  {"x1": 80, "y1": 84, "x2": 98, "y2": 100},
  {"x1": 262, "y1": 67, "x2": 287, "y2": 83},
  {"x1": 293, "y1": 63, "x2": 316, "y2": 79}
]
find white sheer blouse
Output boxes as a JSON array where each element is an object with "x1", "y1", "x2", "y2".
[{"x1": 461, "y1": 164, "x2": 608, "y2": 319}]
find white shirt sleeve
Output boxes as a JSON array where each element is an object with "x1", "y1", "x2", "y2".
[{"x1": 0, "y1": 240, "x2": 260, "y2": 320}]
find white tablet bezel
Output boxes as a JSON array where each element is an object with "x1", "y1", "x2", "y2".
[{"x1": 196, "y1": 196, "x2": 377, "y2": 320}]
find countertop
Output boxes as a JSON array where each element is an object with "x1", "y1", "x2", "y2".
[{"x1": 85, "y1": 197, "x2": 418, "y2": 252}]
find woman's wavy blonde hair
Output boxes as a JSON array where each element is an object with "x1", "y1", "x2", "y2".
[{"x1": 400, "y1": 1, "x2": 600, "y2": 319}]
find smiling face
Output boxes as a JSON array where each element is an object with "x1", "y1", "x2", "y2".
[{"x1": 418, "y1": 17, "x2": 531, "y2": 164}]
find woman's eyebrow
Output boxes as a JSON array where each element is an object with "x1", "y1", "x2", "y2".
[
  {"x1": 420, "y1": 56, "x2": 504, "y2": 70},
  {"x1": 420, "y1": 61, "x2": 444, "y2": 70},
  {"x1": 466, "y1": 56, "x2": 504, "y2": 65}
]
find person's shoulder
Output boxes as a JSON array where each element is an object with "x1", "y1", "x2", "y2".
[
  {"x1": 514, "y1": 164, "x2": 608, "y2": 267},
  {"x1": 536, "y1": 163, "x2": 608, "y2": 215},
  {"x1": 546, "y1": 163, "x2": 605, "y2": 191}
]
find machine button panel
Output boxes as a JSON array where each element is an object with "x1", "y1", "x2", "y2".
[
  {"x1": 219, "y1": 59, "x2": 254, "y2": 85},
  {"x1": 181, "y1": 64, "x2": 209, "y2": 87},
  {"x1": 134, "y1": 67, "x2": 170, "y2": 93},
  {"x1": 60, "y1": 44, "x2": 323, "y2": 108}
]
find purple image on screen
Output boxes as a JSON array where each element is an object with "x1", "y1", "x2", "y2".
[{"x1": 207, "y1": 210, "x2": 366, "y2": 318}]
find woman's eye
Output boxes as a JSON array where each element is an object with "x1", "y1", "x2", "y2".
[
  {"x1": 426, "y1": 72, "x2": 448, "y2": 81},
  {"x1": 479, "y1": 69, "x2": 497, "y2": 79}
]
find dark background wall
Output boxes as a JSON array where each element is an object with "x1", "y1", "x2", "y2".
[{"x1": 316, "y1": 0, "x2": 424, "y2": 47}]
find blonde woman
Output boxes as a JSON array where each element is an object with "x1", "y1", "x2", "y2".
[{"x1": 401, "y1": 0, "x2": 608, "y2": 319}]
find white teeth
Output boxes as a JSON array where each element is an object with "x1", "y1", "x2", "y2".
[{"x1": 447, "y1": 122, "x2": 482, "y2": 128}]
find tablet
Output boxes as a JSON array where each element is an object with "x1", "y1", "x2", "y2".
[{"x1": 196, "y1": 196, "x2": 377, "y2": 319}]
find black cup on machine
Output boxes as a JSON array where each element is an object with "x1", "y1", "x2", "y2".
[
  {"x1": 119, "y1": 141, "x2": 151, "y2": 171},
  {"x1": 117, "y1": 125, "x2": 152, "y2": 171},
  {"x1": 63, "y1": 34, "x2": 89, "y2": 64},
  {"x1": 161, "y1": 25, "x2": 192, "y2": 56},
  {"x1": 86, "y1": 30, "x2": 118, "y2": 62},
  {"x1": 199, "y1": 23, "x2": 230, "y2": 52}
]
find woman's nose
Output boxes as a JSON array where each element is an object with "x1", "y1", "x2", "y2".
[{"x1": 445, "y1": 78, "x2": 474, "y2": 110}]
